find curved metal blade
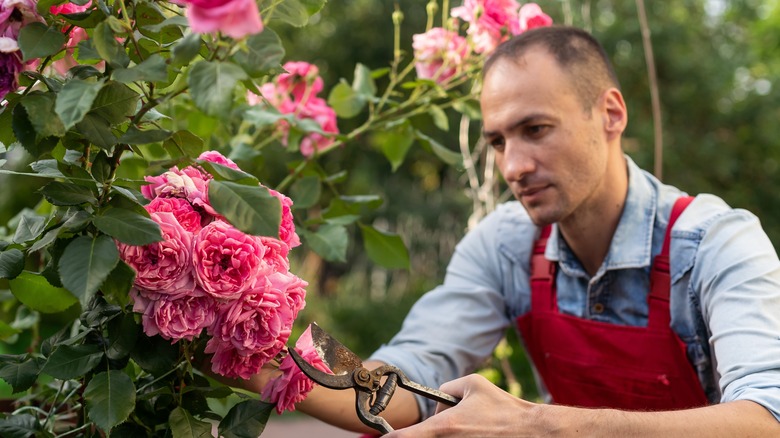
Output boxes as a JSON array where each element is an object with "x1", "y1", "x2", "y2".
[
  {"x1": 310, "y1": 322, "x2": 363, "y2": 375},
  {"x1": 288, "y1": 348, "x2": 354, "y2": 389}
]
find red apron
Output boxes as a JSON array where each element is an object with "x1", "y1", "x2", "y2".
[{"x1": 516, "y1": 196, "x2": 709, "y2": 410}]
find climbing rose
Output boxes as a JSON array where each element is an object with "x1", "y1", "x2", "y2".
[
  {"x1": 517, "y1": 3, "x2": 553, "y2": 32},
  {"x1": 412, "y1": 27, "x2": 469, "y2": 83},
  {"x1": 451, "y1": 0, "x2": 519, "y2": 54},
  {"x1": 131, "y1": 287, "x2": 217, "y2": 342},
  {"x1": 177, "y1": 0, "x2": 263, "y2": 39}
]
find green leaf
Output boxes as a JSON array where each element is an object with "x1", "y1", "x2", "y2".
[
  {"x1": 172, "y1": 32, "x2": 202, "y2": 67},
  {"x1": 359, "y1": 224, "x2": 410, "y2": 269},
  {"x1": 0, "y1": 413, "x2": 40, "y2": 438},
  {"x1": 91, "y1": 150, "x2": 112, "y2": 183},
  {"x1": 28, "y1": 228, "x2": 59, "y2": 253},
  {"x1": 42, "y1": 344, "x2": 103, "y2": 380},
  {"x1": 0, "y1": 355, "x2": 41, "y2": 393},
  {"x1": 11, "y1": 104, "x2": 38, "y2": 155},
  {"x1": 233, "y1": 29, "x2": 285, "y2": 77},
  {"x1": 415, "y1": 130, "x2": 463, "y2": 167},
  {"x1": 452, "y1": 99, "x2": 482, "y2": 120},
  {"x1": 219, "y1": 400, "x2": 274, "y2": 438},
  {"x1": 429, "y1": 104, "x2": 449, "y2": 131},
  {"x1": 129, "y1": 334, "x2": 178, "y2": 376},
  {"x1": 84, "y1": 371, "x2": 136, "y2": 432},
  {"x1": 0, "y1": 249, "x2": 24, "y2": 280},
  {"x1": 17, "y1": 22, "x2": 67, "y2": 61},
  {"x1": 372, "y1": 121, "x2": 415, "y2": 171},
  {"x1": 8, "y1": 271, "x2": 79, "y2": 313},
  {"x1": 198, "y1": 161, "x2": 256, "y2": 183},
  {"x1": 352, "y1": 63, "x2": 377, "y2": 97},
  {"x1": 39, "y1": 181, "x2": 97, "y2": 206},
  {"x1": 58, "y1": 235, "x2": 120, "y2": 304},
  {"x1": 100, "y1": 261, "x2": 135, "y2": 308},
  {"x1": 106, "y1": 312, "x2": 139, "y2": 360},
  {"x1": 0, "y1": 320, "x2": 20, "y2": 341},
  {"x1": 290, "y1": 175, "x2": 321, "y2": 209},
  {"x1": 163, "y1": 130, "x2": 205, "y2": 158},
  {"x1": 76, "y1": 113, "x2": 118, "y2": 148},
  {"x1": 90, "y1": 81, "x2": 139, "y2": 126},
  {"x1": 117, "y1": 126, "x2": 172, "y2": 145},
  {"x1": 328, "y1": 81, "x2": 365, "y2": 119},
  {"x1": 20, "y1": 92, "x2": 66, "y2": 138},
  {"x1": 12, "y1": 213, "x2": 46, "y2": 244},
  {"x1": 265, "y1": 0, "x2": 326, "y2": 26},
  {"x1": 170, "y1": 407, "x2": 213, "y2": 438},
  {"x1": 302, "y1": 224, "x2": 348, "y2": 262},
  {"x1": 112, "y1": 54, "x2": 169, "y2": 83},
  {"x1": 55, "y1": 79, "x2": 105, "y2": 130},
  {"x1": 93, "y1": 21, "x2": 130, "y2": 68},
  {"x1": 93, "y1": 207, "x2": 162, "y2": 245},
  {"x1": 188, "y1": 61, "x2": 248, "y2": 117},
  {"x1": 208, "y1": 181, "x2": 281, "y2": 238}
]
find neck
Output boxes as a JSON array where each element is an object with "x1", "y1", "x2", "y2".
[{"x1": 558, "y1": 155, "x2": 628, "y2": 276}]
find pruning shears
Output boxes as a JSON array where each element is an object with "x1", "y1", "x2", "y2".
[{"x1": 288, "y1": 322, "x2": 460, "y2": 434}]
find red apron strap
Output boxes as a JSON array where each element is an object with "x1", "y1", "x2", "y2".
[
  {"x1": 649, "y1": 196, "x2": 695, "y2": 329},
  {"x1": 530, "y1": 225, "x2": 557, "y2": 312}
]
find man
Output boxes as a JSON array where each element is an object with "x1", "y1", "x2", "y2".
[{"x1": 253, "y1": 26, "x2": 780, "y2": 435}]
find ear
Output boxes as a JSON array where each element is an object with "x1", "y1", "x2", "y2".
[{"x1": 601, "y1": 88, "x2": 627, "y2": 141}]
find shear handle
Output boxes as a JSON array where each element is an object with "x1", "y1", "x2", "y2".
[{"x1": 376, "y1": 364, "x2": 460, "y2": 406}]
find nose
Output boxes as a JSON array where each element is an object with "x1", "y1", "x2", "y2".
[{"x1": 498, "y1": 140, "x2": 535, "y2": 183}]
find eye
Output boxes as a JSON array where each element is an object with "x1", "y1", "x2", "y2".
[
  {"x1": 488, "y1": 137, "x2": 505, "y2": 152},
  {"x1": 525, "y1": 125, "x2": 549, "y2": 139}
]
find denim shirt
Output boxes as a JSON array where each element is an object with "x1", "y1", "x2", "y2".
[{"x1": 370, "y1": 157, "x2": 780, "y2": 421}]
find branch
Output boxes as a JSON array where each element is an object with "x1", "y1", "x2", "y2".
[{"x1": 636, "y1": 0, "x2": 664, "y2": 180}]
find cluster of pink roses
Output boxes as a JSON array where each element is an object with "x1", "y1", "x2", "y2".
[
  {"x1": 248, "y1": 61, "x2": 339, "y2": 158},
  {"x1": 117, "y1": 150, "x2": 307, "y2": 379},
  {"x1": 413, "y1": 1, "x2": 552, "y2": 84},
  {"x1": 0, "y1": 0, "x2": 42, "y2": 99},
  {"x1": 173, "y1": 0, "x2": 263, "y2": 39}
]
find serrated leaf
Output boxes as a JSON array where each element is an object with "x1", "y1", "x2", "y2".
[
  {"x1": 8, "y1": 271, "x2": 79, "y2": 313},
  {"x1": 100, "y1": 261, "x2": 135, "y2": 308},
  {"x1": 112, "y1": 54, "x2": 168, "y2": 83},
  {"x1": 372, "y1": 121, "x2": 414, "y2": 171},
  {"x1": 163, "y1": 130, "x2": 204, "y2": 158},
  {"x1": 117, "y1": 126, "x2": 172, "y2": 145},
  {"x1": 233, "y1": 29, "x2": 285, "y2": 77},
  {"x1": 93, "y1": 207, "x2": 162, "y2": 245},
  {"x1": 84, "y1": 371, "x2": 136, "y2": 432},
  {"x1": 208, "y1": 181, "x2": 281, "y2": 238},
  {"x1": 90, "y1": 81, "x2": 139, "y2": 126},
  {"x1": 93, "y1": 21, "x2": 130, "y2": 68},
  {"x1": 11, "y1": 104, "x2": 38, "y2": 155},
  {"x1": 18, "y1": 22, "x2": 67, "y2": 61},
  {"x1": 302, "y1": 224, "x2": 347, "y2": 262},
  {"x1": 20, "y1": 92, "x2": 67, "y2": 138},
  {"x1": 28, "y1": 228, "x2": 59, "y2": 253},
  {"x1": 328, "y1": 81, "x2": 364, "y2": 119},
  {"x1": 0, "y1": 414, "x2": 40, "y2": 438},
  {"x1": 76, "y1": 113, "x2": 118, "y2": 148},
  {"x1": 39, "y1": 181, "x2": 97, "y2": 206},
  {"x1": 172, "y1": 32, "x2": 202, "y2": 66},
  {"x1": 290, "y1": 175, "x2": 321, "y2": 209},
  {"x1": 170, "y1": 407, "x2": 213, "y2": 438},
  {"x1": 188, "y1": 61, "x2": 247, "y2": 117},
  {"x1": 0, "y1": 249, "x2": 24, "y2": 279},
  {"x1": 55, "y1": 79, "x2": 105, "y2": 130},
  {"x1": 58, "y1": 235, "x2": 119, "y2": 304},
  {"x1": 129, "y1": 334, "x2": 178, "y2": 376},
  {"x1": 106, "y1": 312, "x2": 138, "y2": 360},
  {"x1": 0, "y1": 355, "x2": 41, "y2": 393},
  {"x1": 359, "y1": 224, "x2": 410, "y2": 269},
  {"x1": 91, "y1": 150, "x2": 112, "y2": 183},
  {"x1": 12, "y1": 213, "x2": 46, "y2": 244},
  {"x1": 218, "y1": 400, "x2": 273, "y2": 438},
  {"x1": 41, "y1": 344, "x2": 103, "y2": 379}
]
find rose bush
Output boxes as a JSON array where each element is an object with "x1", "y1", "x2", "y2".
[{"x1": 0, "y1": 0, "x2": 551, "y2": 435}]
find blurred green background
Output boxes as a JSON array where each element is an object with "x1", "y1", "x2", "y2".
[{"x1": 3, "y1": 0, "x2": 779, "y2": 401}]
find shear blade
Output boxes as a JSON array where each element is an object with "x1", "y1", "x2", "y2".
[{"x1": 310, "y1": 322, "x2": 364, "y2": 375}]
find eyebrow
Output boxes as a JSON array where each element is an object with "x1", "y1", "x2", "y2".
[{"x1": 481, "y1": 113, "x2": 553, "y2": 139}]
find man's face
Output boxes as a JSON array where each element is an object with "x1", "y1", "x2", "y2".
[{"x1": 480, "y1": 48, "x2": 611, "y2": 226}]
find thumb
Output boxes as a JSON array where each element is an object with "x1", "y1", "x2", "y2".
[{"x1": 433, "y1": 374, "x2": 484, "y2": 415}]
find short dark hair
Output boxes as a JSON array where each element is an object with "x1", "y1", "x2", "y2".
[{"x1": 484, "y1": 26, "x2": 620, "y2": 109}]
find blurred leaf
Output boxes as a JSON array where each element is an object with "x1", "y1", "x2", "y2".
[
  {"x1": 0, "y1": 355, "x2": 41, "y2": 393},
  {"x1": 0, "y1": 249, "x2": 24, "y2": 279},
  {"x1": 42, "y1": 344, "x2": 103, "y2": 380},
  {"x1": 8, "y1": 271, "x2": 79, "y2": 314},
  {"x1": 359, "y1": 224, "x2": 410, "y2": 269},
  {"x1": 219, "y1": 400, "x2": 273, "y2": 438},
  {"x1": 112, "y1": 54, "x2": 169, "y2": 83},
  {"x1": 428, "y1": 105, "x2": 449, "y2": 131},
  {"x1": 189, "y1": 61, "x2": 247, "y2": 117},
  {"x1": 264, "y1": 0, "x2": 326, "y2": 26},
  {"x1": 233, "y1": 29, "x2": 285, "y2": 77},
  {"x1": 59, "y1": 235, "x2": 120, "y2": 304},
  {"x1": 39, "y1": 181, "x2": 97, "y2": 206},
  {"x1": 302, "y1": 224, "x2": 347, "y2": 262},
  {"x1": 290, "y1": 175, "x2": 321, "y2": 209},
  {"x1": 55, "y1": 79, "x2": 105, "y2": 130},
  {"x1": 93, "y1": 207, "x2": 162, "y2": 245},
  {"x1": 164, "y1": 130, "x2": 204, "y2": 158},
  {"x1": 85, "y1": 371, "x2": 136, "y2": 432},
  {"x1": 452, "y1": 99, "x2": 482, "y2": 120},
  {"x1": 372, "y1": 121, "x2": 414, "y2": 171},
  {"x1": 415, "y1": 130, "x2": 462, "y2": 167},
  {"x1": 118, "y1": 126, "x2": 172, "y2": 145},
  {"x1": 0, "y1": 413, "x2": 40, "y2": 438},
  {"x1": 17, "y1": 22, "x2": 67, "y2": 61},
  {"x1": 12, "y1": 213, "x2": 46, "y2": 244},
  {"x1": 328, "y1": 81, "x2": 365, "y2": 118},
  {"x1": 94, "y1": 21, "x2": 130, "y2": 68},
  {"x1": 170, "y1": 407, "x2": 212, "y2": 438},
  {"x1": 90, "y1": 81, "x2": 139, "y2": 126},
  {"x1": 20, "y1": 92, "x2": 66, "y2": 138},
  {"x1": 172, "y1": 32, "x2": 202, "y2": 66},
  {"x1": 208, "y1": 181, "x2": 281, "y2": 238},
  {"x1": 352, "y1": 63, "x2": 377, "y2": 97},
  {"x1": 0, "y1": 320, "x2": 20, "y2": 341}
]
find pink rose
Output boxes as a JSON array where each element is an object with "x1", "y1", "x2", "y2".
[
  {"x1": 0, "y1": 46, "x2": 22, "y2": 100},
  {"x1": 192, "y1": 220, "x2": 269, "y2": 299},
  {"x1": 295, "y1": 96, "x2": 339, "y2": 158},
  {"x1": 206, "y1": 282, "x2": 294, "y2": 367},
  {"x1": 412, "y1": 27, "x2": 469, "y2": 84},
  {"x1": 52, "y1": 27, "x2": 93, "y2": 77},
  {"x1": 259, "y1": 237, "x2": 290, "y2": 272},
  {"x1": 141, "y1": 166, "x2": 211, "y2": 208},
  {"x1": 50, "y1": 1, "x2": 91, "y2": 14},
  {"x1": 267, "y1": 271, "x2": 307, "y2": 320},
  {"x1": 277, "y1": 61, "x2": 324, "y2": 104},
  {"x1": 117, "y1": 211, "x2": 196, "y2": 295},
  {"x1": 198, "y1": 150, "x2": 240, "y2": 170},
  {"x1": 131, "y1": 287, "x2": 217, "y2": 342},
  {"x1": 178, "y1": 0, "x2": 263, "y2": 39},
  {"x1": 208, "y1": 345, "x2": 267, "y2": 379},
  {"x1": 262, "y1": 325, "x2": 332, "y2": 413},
  {"x1": 451, "y1": 0, "x2": 520, "y2": 54},
  {"x1": 267, "y1": 188, "x2": 300, "y2": 248},
  {"x1": 517, "y1": 3, "x2": 553, "y2": 32},
  {"x1": 146, "y1": 196, "x2": 204, "y2": 233}
]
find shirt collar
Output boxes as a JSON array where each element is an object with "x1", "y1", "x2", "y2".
[{"x1": 545, "y1": 156, "x2": 657, "y2": 274}]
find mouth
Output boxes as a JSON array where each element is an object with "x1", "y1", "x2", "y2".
[{"x1": 517, "y1": 185, "x2": 550, "y2": 203}]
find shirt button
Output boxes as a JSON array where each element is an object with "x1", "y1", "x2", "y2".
[{"x1": 592, "y1": 303, "x2": 605, "y2": 314}]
